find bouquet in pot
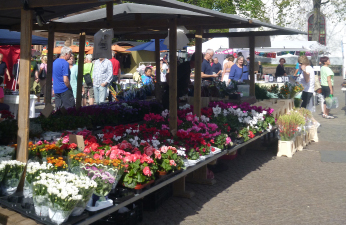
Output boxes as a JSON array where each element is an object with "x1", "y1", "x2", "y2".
[
  {"x1": 67, "y1": 150, "x2": 87, "y2": 175},
  {"x1": 1, "y1": 160, "x2": 26, "y2": 195},
  {"x1": 70, "y1": 176, "x2": 97, "y2": 216},
  {"x1": 153, "y1": 146, "x2": 184, "y2": 175},
  {"x1": 47, "y1": 181, "x2": 82, "y2": 224},
  {"x1": 32, "y1": 178, "x2": 50, "y2": 218},
  {"x1": 80, "y1": 163, "x2": 117, "y2": 205},
  {"x1": 24, "y1": 162, "x2": 53, "y2": 198}
]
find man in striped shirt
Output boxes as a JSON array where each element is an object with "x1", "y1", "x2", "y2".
[{"x1": 92, "y1": 58, "x2": 113, "y2": 105}]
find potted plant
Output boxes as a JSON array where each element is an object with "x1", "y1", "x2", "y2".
[{"x1": 154, "y1": 146, "x2": 184, "y2": 177}]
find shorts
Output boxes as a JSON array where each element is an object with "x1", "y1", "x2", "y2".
[
  {"x1": 40, "y1": 79, "x2": 46, "y2": 95},
  {"x1": 82, "y1": 82, "x2": 94, "y2": 99},
  {"x1": 55, "y1": 89, "x2": 75, "y2": 110},
  {"x1": 321, "y1": 85, "x2": 333, "y2": 104},
  {"x1": 30, "y1": 77, "x2": 41, "y2": 94},
  {"x1": 301, "y1": 91, "x2": 313, "y2": 108}
]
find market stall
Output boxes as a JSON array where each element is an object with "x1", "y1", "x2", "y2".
[{"x1": 0, "y1": 0, "x2": 305, "y2": 224}]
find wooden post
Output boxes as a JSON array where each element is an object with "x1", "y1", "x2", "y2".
[
  {"x1": 249, "y1": 35, "x2": 255, "y2": 97},
  {"x1": 17, "y1": 9, "x2": 32, "y2": 162},
  {"x1": 76, "y1": 32, "x2": 85, "y2": 109},
  {"x1": 193, "y1": 27, "x2": 203, "y2": 116},
  {"x1": 45, "y1": 28, "x2": 54, "y2": 105},
  {"x1": 106, "y1": 2, "x2": 113, "y2": 22},
  {"x1": 168, "y1": 18, "x2": 177, "y2": 133},
  {"x1": 155, "y1": 38, "x2": 161, "y2": 101}
]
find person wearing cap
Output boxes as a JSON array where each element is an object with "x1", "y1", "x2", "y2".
[{"x1": 82, "y1": 55, "x2": 94, "y2": 106}]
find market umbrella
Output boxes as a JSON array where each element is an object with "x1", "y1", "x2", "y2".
[
  {"x1": 0, "y1": 29, "x2": 48, "y2": 45},
  {"x1": 127, "y1": 39, "x2": 168, "y2": 52},
  {"x1": 112, "y1": 45, "x2": 129, "y2": 52}
]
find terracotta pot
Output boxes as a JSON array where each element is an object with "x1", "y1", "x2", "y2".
[
  {"x1": 134, "y1": 180, "x2": 154, "y2": 190},
  {"x1": 157, "y1": 171, "x2": 168, "y2": 177}
]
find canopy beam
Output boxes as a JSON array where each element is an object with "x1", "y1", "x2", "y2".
[
  {"x1": 45, "y1": 28, "x2": 54, "y2": 105},
  {"x1": 193, "y1": 27, "x2": 203, "y2": 117},
  {"x1": 249, "y1": 35, "x2": 255, "y2": 97},
  {"x1": 168, "y1": 18, "x2": 177, "y2": 134},
  {"x1": 76, "y1": 32, "x2": 86, "y2": 109}
]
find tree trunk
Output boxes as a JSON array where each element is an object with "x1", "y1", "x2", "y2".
[{"x1": 312, "y1": 0, "x2": 321, "y2": 42}]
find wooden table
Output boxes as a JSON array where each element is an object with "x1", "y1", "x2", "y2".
[{"x1": 0, "y1": 207, "x2": 39, "y2": 225}]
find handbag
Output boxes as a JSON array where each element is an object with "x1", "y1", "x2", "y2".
[
  {"x1": 39, "y1": 68, "x2": 47, "y2": 79},
  {"x1": 84, "y1": 64, "x2": 93, "y2": 86}
]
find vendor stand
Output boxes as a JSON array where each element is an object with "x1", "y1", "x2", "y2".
[{"x1": 0, "y1": 1, "x2": 305, "y2": 225}]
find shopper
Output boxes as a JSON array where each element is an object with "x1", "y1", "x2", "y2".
[
  {"x1": 320, "y1": 56, "x2": 335, "y2": 119},
  {"x1": 83, "y1": 55, "x2": 94, "y2": 106},
  {"x1": 221, "y1": 55, "x2": 234, "y2": 83},
  {"x1": 93, "y1": 57, "x2": 112, "y2": 105},
  {"x1": 52, "y1": 46, "x2": 75, "y2": 110},
  {"x1": 108, "y1": 51, "x2": 121, "y2": 102},
  {"x1": 68, "y1": 56, "x2": 78, "y2": 99},
  {"x1": 38, "y1": 56, "x2": 48, "y2": 104},
  {"x1": 30, "y1": 57, "x2": 41, "y2": 104},
  {"x1": 275, "y1": 58, "x2": 287, "y2": 78},
  {"x1": 211, "y1": 57, "x2": 222, "y2": 80},
  {"x1": 0, "y1": 53, "x2": 11, "y2": 83},
  {"x1": 141, "y1": 67, "x2": 153, "y2": 85},
  {"x1": 201, "y1": 49, "x2": 218, "y2": 81},
  {"x1": 298, "y1": 56, "x2": 315, "y2": 109},
  {"x1": 0, "y1": 77, "x2": 9, "y2": 111},
  {"x1": 228, "y1": 55, "x2": 248, "y2": 83}
]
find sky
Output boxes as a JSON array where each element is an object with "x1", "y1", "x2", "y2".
[{"x1": 262, "y1": 0, "x2": 346, "y2": 57}]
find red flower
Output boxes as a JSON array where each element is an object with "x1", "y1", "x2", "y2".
[
  {"x1": 143, "y1": 166, "x2": 152, "y2": 176},
  {"x1": 68, "y1": 143, "x2": 77, "y2": 149},
  {"x1": 248, "y1": 131, "x2": 255, "y2": 139}
]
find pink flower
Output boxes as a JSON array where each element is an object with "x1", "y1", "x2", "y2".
[
  {"x1": 160, "y1": 146, "x2": 168, "y2": 153},
  {"x1": 162, "y1": 124, "x2": 169, "y2": 130},
  {"x1": 93, "y1": 153, "x2": 101, "y2": 160},
  {"x1": 62, "y1": 136, "x2": 69, "y2": 144},
  {"x1": 99, "y1": 150, "x2": 105, "y2": 156},
  {"x1": 169, "y1": 160, "x2": 177, "y2": 166},
  {"x1": 105, "y1": 150, "x2": 111, "y2": 156},
  {"x1": 186, "y1": 114, "x2": 194, "y2": 121},
  {"x1": 37, "y1": 140, "x2": 43, "y2": 145},
  {"x1": 226, "y1": 137, "x2": 232, "y2": 145},
  {"x1": 154, "y1": 150, "x2": 161, "y2": 159},
  {"x1": 143, "y1": 166, "x2": 152, "y2": 176},
  {"x1": 144, "y1": 146, "x2": 154, "y2": 157},
  {"x1": 83, "y1": 147, "x2": 91, "y2": 154}
]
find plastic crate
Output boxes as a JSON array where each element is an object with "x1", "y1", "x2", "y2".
[
  {"x1": 92, "y1": 200, "x2": 143, "y2": 225},
  {"x1": 142, "y1": 183, "x2": 173, "y2": 211}
]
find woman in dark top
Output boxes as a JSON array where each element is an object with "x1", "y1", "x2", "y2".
[{"x1": 275, "y1": 58, "x2": 287, "y2": 78}]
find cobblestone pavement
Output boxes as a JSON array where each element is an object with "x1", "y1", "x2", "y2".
[{"x1": 140, "y1": 76, "x2": 346, "y2": 225}]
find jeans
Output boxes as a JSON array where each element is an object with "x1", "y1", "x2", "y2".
[
  {"x1": 108, "y1": 75, "x2": 118, "y2": 102},
  {"x1": 94, "y1": 85, "x2": 108, "y2": 105},
  {"x1": 55, "y1": 89, "x2": 75, "y2": 110}
]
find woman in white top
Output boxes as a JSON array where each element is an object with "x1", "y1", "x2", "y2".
[
  {"x1": 221, "y1": 55, "x2": 235, "y2": 83},
  {"x1": 298, "y1": 56, "x2": 315, "y2": 109}
]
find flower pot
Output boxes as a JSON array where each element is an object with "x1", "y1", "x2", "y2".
[
  {"x1": 23, "y1": 179, "x2": 33, "y2": 198},
  {"x1": 2, "y1": 178, "x2": 20, "y2": 195},
  {"x1": 157, "y1": 171, "x2": 168, "y2": 177},
  {"x1": 277, "y1": 139, "x2": 296, "y2": 158},
  {"x1": 134, "y1": 180, "x2": 154, "y2": 190},
  {"x1": 71, "y1": 200, "x2": 87, "y2": 217},
  {"x1": 33, "y1": 195, "x2": 49, "y2": 217},
  {"x1": 48, "y1": 203, "x2": 73, "y2": 225},
  {"x1": 295, "y1": 134, "x2": 304, "y2": 151}
]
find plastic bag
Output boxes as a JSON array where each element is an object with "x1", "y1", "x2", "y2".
[
  {"x1": 325, "y1": 95, "x2": 338, "y2": 109},
  {"x1": 306, "y1": 96, "x2": 315, "y2": 112}
]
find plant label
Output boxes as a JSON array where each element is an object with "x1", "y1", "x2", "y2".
[
  {"x1": 41, "y1": 103, "x2": 54, "y2": 118},
  {"x1": 269, "y1": 76, "x2": 274, "y2": 82},
  {"x1": 284, "y1": 76, "x2": 289, "y2": 82},
  {"x1": 69, "y1": 135, "x2": 85, "y2": 151},
  {"x1": 277, "y1": 77, "x2": 282, "y2": 83}
]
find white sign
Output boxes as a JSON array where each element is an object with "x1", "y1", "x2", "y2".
[
  {"x1": 277, "y1": 77, "x2": 283, "y2": 83},
  {"x1": 313, "y1": 66, "x2": 321, "y2": 71},
  {"x1": 269, "y1": 76, "x2": 274, "y2": 82},
  {"x1": 284, "y1": 76, "x2": 289, "y2": 82}
]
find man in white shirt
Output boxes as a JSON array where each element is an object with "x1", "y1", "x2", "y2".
[{"x1": 93, "y1": 58, "x2": 113, "y2": 105}]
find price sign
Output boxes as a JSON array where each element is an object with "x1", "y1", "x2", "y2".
[
  {"x1": 269, "y1": 76, "x2": 274, "y2": 82},
  {"x1": 284, "y1": 76, "x2": 289, "y2": 82}
]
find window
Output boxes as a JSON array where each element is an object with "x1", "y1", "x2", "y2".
[{"x1": 308, "y1": 14, "x2": 326, "y2": 45}]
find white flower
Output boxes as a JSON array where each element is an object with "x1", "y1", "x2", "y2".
[
  {"x1": 213, "y1": 106, "x2": 222, "y2": 116},
  {"x1": 161, "y1": 109, "x2": 169, "y2": 118}
]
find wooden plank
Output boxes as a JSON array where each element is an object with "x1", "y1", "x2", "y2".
[
  {"x1": 0, "y1": 208, "x2": 17, "y2": 217},
  {"x1": 17, "y1": 218, "x2": 39, "y2": 225},
  {"x1": 249, "y1": 35, "x2": 255, "y2": 97},
  {"x1": 6, "y1": 213, "x2": 27, "y2": 224},
  {"x1": 186, "y1": 165, "x2": 216, "y2": 185},
  {"x1": 76, "y1": 32, "x2": 86, "y2": 110},
  {"x1": 193, "y1": 27, "x2": 203, "y2": 116},
  {"x1": 45, "y1": 28, "x2": 54, "y2": 105},
  {"x1": 106, "y1": 2, "x2": 113, "y2": 22},
  {"x1": 154, "y1": 38, "x2": 161, "y2": 102},
  {"x1": 172, "y1": 176, "x2": 195, "y2": 198},
  {"x1": 17, "y1": 9, "x2": 32, "y2": 163},
  {"x1": 168, "y1": 18, "x2": 177, "y2": 133}
]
